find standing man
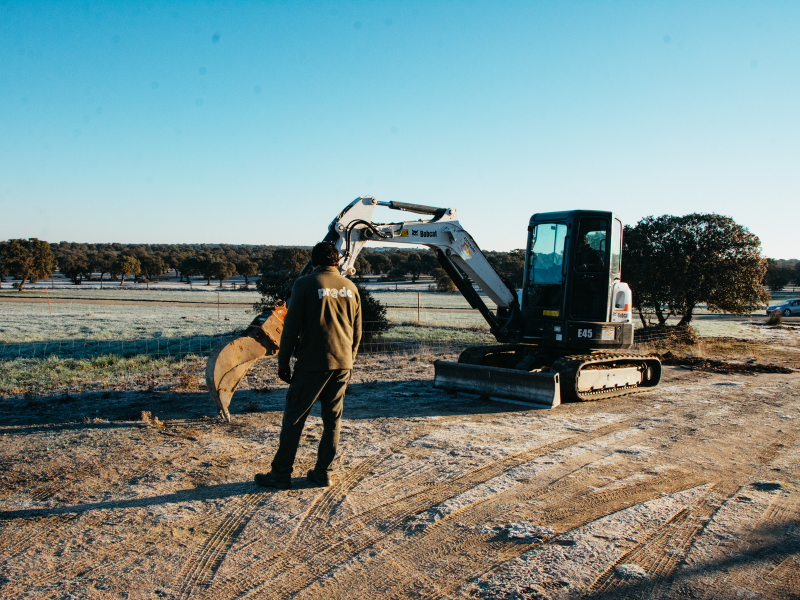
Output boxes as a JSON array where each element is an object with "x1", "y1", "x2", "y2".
[{"x1": 255, "y1": 242, "x2": 362, "y2": 489}]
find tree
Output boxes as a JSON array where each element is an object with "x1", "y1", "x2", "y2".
[
  {"x1": 764, "y1": 260, "x2": 793, "y2": 292},
  {"x1": 140, "y1": 255, "x2": 167, "y2": 281},
  {"x1": 4, "y1": 238, "x2": 55, "y2": 291},
  {"x1": 265, "y1": 247, "x2": 311, "y2": 272},
  {"x1": 195, "y1": 253, "x2": 218, "y2": 285},
  {"x1": 88, "y1": 251, "x2": 115, "y2": 287},
  {"x1": 58, "y1": 252, "x2": 90, "y2": 284},
  {"x1": 112, "y1": 255, "x2": 141, "y2": 285},
  {"x1": 255, "y1": 248, "x2": 312, "y2": 309},
  {"x1": 180, "y1": 256, "x2": 201, "y2": 285},
  {"x1": 486, "y1": 249, "x2": 526, "y2": 289},
  {"x1": 404, "y1": 255, "x2": 424, "y2": 282},
  {"x1": 356, "y1": 284, "x2": 391, "y2": 342},
  {"x1": 211, "y1": 260, "x2": 236, "y2": 287},
  {"x1": 432, "y1": 267, "x2": 457, "y2": 293},
  {"x1": 255, "y1": 269, "x2": 300, "y2": 310},
  {"x1": 366, "y1": 252, "x2": 392, "y2": 274},
  {"x1": 236, "y1": 259, "x2": 259, "y2": 286},
  {"x1": 354, "y1": 255, "x2": 371, "y2": 278},
  {"x1": 623, "y1": 213, "x2": 769, "y2": 327},
  {"x1": 0, "y1": 241, "x2": 7, "y2": 288},
  {"x1": 386, "y1": 267, "x2": 407, "y2": 282},
  {"x1": 420, "y1": 252, "x2": 438, "y2": 276}
]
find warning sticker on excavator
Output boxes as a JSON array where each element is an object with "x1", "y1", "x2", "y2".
[
  {"x1": 543, "y1": 310, "x2": 559, "y2": 317},
  {"x1": 399, "y1": 229, "x2": 409, "y2": 237},
  {"x1": 455, "y1": 234, "x2": 476, "y2": 260}
]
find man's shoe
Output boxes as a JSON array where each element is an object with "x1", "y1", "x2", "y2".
[
  {"x1": 306, "y1": 469, "x2": 332, "y2": 487},
  {"x1": 254, "y1": 472, "x2": 292, "y2": 489}
]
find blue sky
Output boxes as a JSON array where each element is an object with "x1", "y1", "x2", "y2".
[{"x1": 2, "y1": 1, "x2": 798, "y2": 258}]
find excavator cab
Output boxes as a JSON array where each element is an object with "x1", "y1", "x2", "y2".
[{"x1": 521, "y1": 211, "x2": 634, "y2": 351}]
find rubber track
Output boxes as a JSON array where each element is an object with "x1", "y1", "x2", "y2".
[{"x1": 552, "y1": 352, "x2": 662, "y2": 402}]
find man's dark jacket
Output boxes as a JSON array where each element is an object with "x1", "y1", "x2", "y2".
[{"x1": 277, "y1": 267, "x2": 362, "y2": 372}]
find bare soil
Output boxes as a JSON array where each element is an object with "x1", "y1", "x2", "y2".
[{"x1": 1, "y1": 346, "x2": 799, "y2": 599}]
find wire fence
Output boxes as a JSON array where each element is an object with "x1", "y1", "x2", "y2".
[
  {"x1": 0, "y1": 322, "x2": 495, "y2": 362},
  {"x1": 0, "y1": 320, "x2": 785, "y2": 364}
]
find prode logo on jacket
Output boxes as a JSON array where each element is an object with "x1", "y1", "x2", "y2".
[{"x1": 318, "y1": 287, "x2": 354, "y2": 299}]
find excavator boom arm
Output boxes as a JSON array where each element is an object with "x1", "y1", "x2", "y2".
[{"x1": 317, "y1": 196, "x2": 520, "y2": 334}]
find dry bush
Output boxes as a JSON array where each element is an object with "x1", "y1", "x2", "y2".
[
  {"x1": 140, "y1": 410, "x2": 164, "y2": 429},
  {"x1": 176, "y1": 371, "x2": 198, "y2": 390},
  {"x1": 767, "y1": 311, "x2": 783, "y2": 326},
  {"x1": 636, "y1": 325, "x2": 697, "y2": 347}
]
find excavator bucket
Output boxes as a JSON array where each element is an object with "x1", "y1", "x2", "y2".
[
  {"x1": 205, "y1": 303, "x2": 287, "y2": 422},
  {"x1": 433, "y1": 361, "x2": 561, "y2": 408}
]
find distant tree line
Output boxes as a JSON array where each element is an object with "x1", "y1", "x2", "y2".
[
  {"x1": 763, "y1": 258, "x2": 800, "y2": 292},
  {"x1": 0, "y1": 240, "x2": 529, "y2": 294}
]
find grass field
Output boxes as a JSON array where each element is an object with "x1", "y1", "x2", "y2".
[{"x1": 1, "y1": 288, "x2": 790, "y2": 395}]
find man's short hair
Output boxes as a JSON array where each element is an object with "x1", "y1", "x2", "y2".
[{"x1": 312, "y1": 242, "x2": 340, "y2": 267}]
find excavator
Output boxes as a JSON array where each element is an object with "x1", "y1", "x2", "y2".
[{"x1": 206, "y1": 196, "x2": 661, "y2": 421}]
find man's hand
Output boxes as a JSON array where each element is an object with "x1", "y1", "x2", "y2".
[{"x1": 278, "y1": 367, "x2": 292, "y2": 384}]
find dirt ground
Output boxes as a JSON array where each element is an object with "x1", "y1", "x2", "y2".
[{"x1": 1, "y1": 344, "x2": 799, "y2": 599}]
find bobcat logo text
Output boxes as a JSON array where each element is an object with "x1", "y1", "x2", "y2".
[{"x1": 318, "y1": 287, "x2": 354, "y2": 300}]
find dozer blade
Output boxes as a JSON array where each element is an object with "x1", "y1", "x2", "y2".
[
  {"x1": 205, "y1": 303, "x2": 287, "y2": 422},
  {"x1": 433, "y1": 361, "x2": 561, "y2": 408}
]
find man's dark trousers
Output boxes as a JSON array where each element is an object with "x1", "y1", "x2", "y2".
[{"x1": 270, "y1": 369, "x2": 350, "y2": 482}]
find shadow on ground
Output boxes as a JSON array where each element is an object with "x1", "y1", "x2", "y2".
[{"x1": 0, "y1": 378, "x2": 536, "y2": 433}]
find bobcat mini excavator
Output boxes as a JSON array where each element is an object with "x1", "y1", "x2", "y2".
[{"x1": 206, "y1": 197, "x2": 661, "y2": 421}]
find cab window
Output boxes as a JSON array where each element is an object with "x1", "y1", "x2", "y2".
[
  {"x1": 526, "y1": 223, "x2": 567, "y2": 310},
  {"x1": 575, "y1": 218, "x2": 607, "y2": 273}
]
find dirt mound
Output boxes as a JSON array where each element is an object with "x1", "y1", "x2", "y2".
[{"x1": 659, "y1": 351, "x2": 793, "y2": 374}]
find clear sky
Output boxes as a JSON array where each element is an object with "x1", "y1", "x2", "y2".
[{"x1": 2, "y1": 1, "x2": 798, "y2": 258}]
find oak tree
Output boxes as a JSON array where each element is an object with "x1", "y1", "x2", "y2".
[
  {"x1": 4, "y1": 238, "x2": 55, "y2": 291},
  {"x1": 112, "y1": 255, "x2": 141, "y2": 286},
  {"x1": 623, "y1": 214, "x2": 769, "y2": 326}
]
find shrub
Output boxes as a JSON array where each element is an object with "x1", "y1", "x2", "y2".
[
  {"x1": 767, "y1": 311, "x2": 783, "y2": 327},
  {"x1": 357, "y1": 284, "x2": 391, "y2": 342}
]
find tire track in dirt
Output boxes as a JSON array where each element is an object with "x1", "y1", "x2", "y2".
[
  {"x1": 173, "y1": 428, "x2": 433, "y2": 599},
  {"x1": 587, "y1": 492, "x2": 724, "y2": 598},
  {"x1": 581, "y1": 426, "x2": 800, "y2": 598},
  {"x1": 687, "y1": 490, "x2": 800, "y2": 600},
  {"x1": 200, "y1": 419, "x2": 636, "y2": 600},
  {"x1": 176, "y1": 491, "x2": 268, "y2": 600},
  {"x1": 298, "y1": 392, "x2": 783, "y2": 600},
  {"x1": 299, "y1": 433, "x2": 700, "y2": 600},
  {"x1": 0, "y1": 442, "x2": 210, "y2": 593}
]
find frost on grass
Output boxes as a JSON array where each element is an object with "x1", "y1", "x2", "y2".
[{"x1": 0, "y1": 353, "x2": 202, "y2": 395}]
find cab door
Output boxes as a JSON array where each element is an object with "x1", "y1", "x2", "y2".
[{"x1": 569, "y1": 217, "x2": 611, "y2": 321}]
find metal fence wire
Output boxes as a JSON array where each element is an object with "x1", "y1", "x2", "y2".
[
  {"x1": 0, "y1": 321, "x2": 771, "y2": 363},
  {"x1": 0, "y1": 322, "x2": 495, "y2": 362}
]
